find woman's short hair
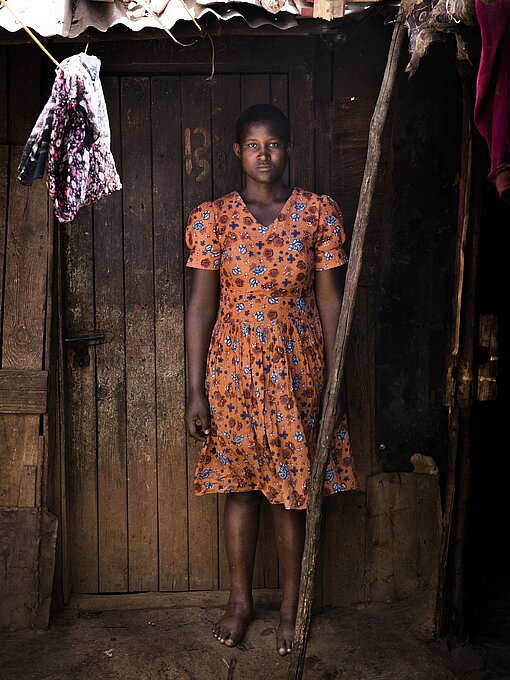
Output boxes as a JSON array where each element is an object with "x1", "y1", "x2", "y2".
[{"x1": 235, "y1": 104, "x2": 291, "y2": 144}]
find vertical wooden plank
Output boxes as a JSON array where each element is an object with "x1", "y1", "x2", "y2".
[
  {"x1": 211, "y1": 75, "x2": 242, "y2": 197},
  {"x1": 121, "y1": 77, "x2": 158, "y2": 592},
  {"x1": 93, "y1": 77, "x2": 128, "y2": 593},
  {"x1": 308, "y1": 44, "x2": 334, "y2": 605},
  {"x1": 182, "y1": 75, "x2": 218, "y2": 591},
  {"x1": 0, "y1": 46, "x2": 7, "y2": 350},
  {"x1": 44, "y1": 214, "x2": 64, "y2": 602},
  {"x1": 2, "y1": 149, "x2": 49, "y2": 370},
  {"x1": 0, "y1": 47, "x2": 7, "y2": 144},
  {"x1": 313, "y1": 42, "x2": 333, "y2": 196},
  {"x1": 365, "y1": 473, "x2": 441, "y2": 603},
  {"x1": 345, "y1": 288, "x2": 375, "y2": 490},
  {"x1": 255, "y1": 501, "x2": 279, "y2": 589},
  {"x1": 0, "y1": 149, "x2": 48, "y2": 507},
  {"x1": 152, "y1": 76, "x2": 189, "y2": 592},
  {"x1": 322, "y1": 491, "x2": 367, "y2": 606},
  {"x1": 210, "y1": 75, "x2": 242, "y2": 590},
  {"x1": 289, "y1": 64, "x2": 315, "y2": 192},
  {"x1": 270, "y1": 74, "x2": 290, "y2": 187},
  {"x1": 63, "y1": 206, "x2": 98, "y2": 593},
  {"x1": 0, "y1": 415, "x2": 40, "y2": 506},
  {"x1": 241, "y1": 74, "x2": 270, "y2": 110},
  {"x1": 8, "y1": 46, "x2": 41, "y2": 145},
  {"x1": 330, "y1": 21, "x2": 390, "y2": 243},
  {"x1": 270, "y1": 74, "x2": 288, "y2": 114},
  {"x1": 0, "y1": 144, "x2": 8, "y2": 350},
  {"x1": 56, "y1": 225, "x2": 71, "y2": 603}
]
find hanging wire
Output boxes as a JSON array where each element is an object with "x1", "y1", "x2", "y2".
[
  {"x1": 0, "y1": 0, "x2": 61, "y2": 68},
  {"x1": 205, "y1": 32, "x2": 215, "y2": 81}
]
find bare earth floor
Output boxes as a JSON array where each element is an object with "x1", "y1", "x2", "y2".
[{"x1": 1, "y1": 595, "x2": 508, "y2": 680}]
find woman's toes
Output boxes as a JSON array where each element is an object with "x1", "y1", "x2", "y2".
[
  {"x1": 277, "y1": 638, "x2": 292, "y2": 656},
  {"x1": 215, "y1": 627, "x2": 227, "y2": 642},
  {"x1": 212, "y1": 603, "x2": 253, "y2": 647}
]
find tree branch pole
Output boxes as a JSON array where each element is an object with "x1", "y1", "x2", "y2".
[{"x1": 288, "y1": 16, "x2": 406, "y2": 680}]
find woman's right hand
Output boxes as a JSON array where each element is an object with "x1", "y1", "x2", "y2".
[{"x1": 185, "y1": 392, "x2": 211, "y2": 442}]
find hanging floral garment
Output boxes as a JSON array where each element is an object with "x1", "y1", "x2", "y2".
[{"x1": 18, "y1": 53, "x2": 121, "y2": 222}]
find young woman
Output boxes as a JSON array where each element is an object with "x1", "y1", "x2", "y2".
[{"x1": 184, "y1": 104, "x2": 357, "y2": 656}]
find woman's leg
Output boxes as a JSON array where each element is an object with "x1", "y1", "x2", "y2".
[
  {"x1": 213, "y1": 491, "x2": 262, "y2": 646},
  {"x1": 270, "y1": 504, "x2": 306, "y2": 655}
]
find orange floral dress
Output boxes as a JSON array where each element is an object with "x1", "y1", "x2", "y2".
[{"x1": 186, "y1": 188, "x2": 358, "y2": 509}]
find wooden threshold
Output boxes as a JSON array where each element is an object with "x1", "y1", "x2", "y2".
[{"x1": 70, "y1": 589, "x2": 283, "y2": 612}]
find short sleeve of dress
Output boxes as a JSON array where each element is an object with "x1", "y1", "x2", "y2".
[
  {"x1": 314, "y1": 195, "x2": 348, "y2": 271},
  {"x1": 185, "y1": 201, "x2": 221, "y2": 270}
]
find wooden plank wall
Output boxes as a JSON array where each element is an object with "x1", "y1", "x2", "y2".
[
  {"x1": 151, "y1": 76, "x2": 188, "y2": 593},
  {"x1": 0, "y1": 44, "x2": 58, "y2": 630},
  {"x1": 59, "y1": 66, "x2": 306, "y2": 596},
  {"x1": 93, "y1": 77, "x2": 128, "y2": 593},
  {"x1": 321, "y1": 20, "x2": 392, "y2": 605},
  {"x1": 0, "y1": 45, "x2": 49, "y2": 509},
  {"x1": 322, "y1": 20, "x2": 459, "y2": 606},
  {"x1": 375, "y1": 46, "x2": 461, "y2": 481}
]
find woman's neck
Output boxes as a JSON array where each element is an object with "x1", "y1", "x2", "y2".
[{"x1": 241, "y1": 179, "x2": 291, "y2": 204}]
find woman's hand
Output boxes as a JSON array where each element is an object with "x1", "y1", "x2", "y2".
[{"x1": 185, "y1": 391, "x2": 211, "y2": 442}]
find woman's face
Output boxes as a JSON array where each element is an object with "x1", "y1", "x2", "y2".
[{"x1": 233, "y1": 120, "x2": 291, "y2": 185}]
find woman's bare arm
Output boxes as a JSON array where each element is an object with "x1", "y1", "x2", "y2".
[
  {"x1": 314, "y1": 267, "x2": 345, "y2": 383},
  {"x1": 185, "y1": 268, "x2": 220, "y2": 441}
]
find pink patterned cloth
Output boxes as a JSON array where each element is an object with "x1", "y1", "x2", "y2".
[
  {"x1": 474, "y1": 0, "x2": 510, "y2": 202},
  {"x1": 18, "y1": 53, "x2": 121, "y2": 222}
]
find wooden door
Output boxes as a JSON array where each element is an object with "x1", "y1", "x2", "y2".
[{"x1": 63, "y1": 73, "x2": 300, "y2": 594}]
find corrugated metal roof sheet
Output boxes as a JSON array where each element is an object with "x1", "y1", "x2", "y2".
[
  {"x1": 0, "y1": 0, "x2": 378, "y2": 38},
  {"x1": 0, "y1": 0, "x2": 309, "y2": 38}
]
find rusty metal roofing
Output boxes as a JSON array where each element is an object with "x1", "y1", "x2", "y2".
[{"x1": 0, "y1": 0, "x2": 374, "y2": 38}]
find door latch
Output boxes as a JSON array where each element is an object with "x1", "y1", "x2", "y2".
[{"x1": 65, "y1": 330, "x2": 113, "y2": 368}]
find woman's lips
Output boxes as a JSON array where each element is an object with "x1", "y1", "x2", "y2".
[{"x1": 257, "y1": 164, "x2": 272, "y2": 170}]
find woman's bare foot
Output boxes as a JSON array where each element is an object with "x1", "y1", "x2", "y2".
[
  {"x1": 213, "y1": 601, "x2": 253, "y2": 647},
  {"x1": 276, "y1": 600, "x2": 298, "y2": 656}
]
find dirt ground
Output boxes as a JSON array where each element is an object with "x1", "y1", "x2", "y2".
[{"x1": 1, "y1": 594, "x2": 508, "y2": 680}]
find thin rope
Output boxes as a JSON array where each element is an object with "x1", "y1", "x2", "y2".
[
  {"x1": 176, "y1": 0, "x2": 202, "y2": 32},
  {"x1": 0, "y1": 0, "x2": 61, "y2": 68}
]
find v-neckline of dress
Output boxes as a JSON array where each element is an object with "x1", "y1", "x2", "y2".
[{"x1": 235, "y1": 188, "x2": 296, "y2": 228}]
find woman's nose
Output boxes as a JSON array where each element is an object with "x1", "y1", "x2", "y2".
[{"x1": 258, "y1": 146, "x2": 270, "y2": 159}]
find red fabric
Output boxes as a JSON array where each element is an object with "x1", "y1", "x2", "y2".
[{"x1": 474, "y1": 0, "x2": 510, "y2": 202}]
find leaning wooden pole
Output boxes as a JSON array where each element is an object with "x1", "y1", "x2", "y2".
[{"x1": 288, "y1": 15, "x2": 406, "y2": 680}]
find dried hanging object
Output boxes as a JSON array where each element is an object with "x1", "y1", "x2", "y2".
[
  {"x1": 121, "y1": 0, "x2": 171, "y2": 19},
  {"x1": 403, "y1": 0, "x2": 476, "y2": 75},
  {"x1": 260, "y1": 0, "x2": 286, "y2": 13}
]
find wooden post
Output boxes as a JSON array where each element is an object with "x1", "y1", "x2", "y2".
[
  {"x1": 288, "y1": 16, "x2": 406, "y2": 680},
  {"x1": 434, "y1": 61, "x2": 480, "y2": 641}
]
